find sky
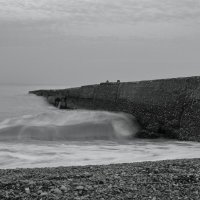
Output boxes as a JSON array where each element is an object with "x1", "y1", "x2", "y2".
[{"x1": 0, "y1": 0, "x2": 200, "y2": 86}]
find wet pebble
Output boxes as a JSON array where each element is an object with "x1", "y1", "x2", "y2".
[
  {"x1": 76, "y1": 186, "x2": 84, "y2": 190},
  {"x1": 60, "y1": 185, "x2": 67, "y2": 191},
  {"x1": 52, "y1": 188, "x2": 62, "y2": 195},
  {"x1": 25, "y1": 187, "x2": 30, "y2": 194}
]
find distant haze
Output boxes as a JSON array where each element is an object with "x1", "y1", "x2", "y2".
[{"x1": 0, "y1": 0, "x2": 200, "y2": 86}]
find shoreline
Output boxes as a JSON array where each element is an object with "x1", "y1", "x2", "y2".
[{"x1": 1, "y1": 158, "x2": 200, "y2": 199}]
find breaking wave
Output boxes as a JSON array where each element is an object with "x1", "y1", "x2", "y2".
[{"x1": 0, "y1": 110, "x2": 140, "y2": 141}]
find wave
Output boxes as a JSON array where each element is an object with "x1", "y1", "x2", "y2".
[{"x1": 0, "y1": 110, "x2": 140, "y2": 141}]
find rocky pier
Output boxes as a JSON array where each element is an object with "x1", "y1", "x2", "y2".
[{"x1": 30, "y1": 76, "x2": 200, "y2": 142}]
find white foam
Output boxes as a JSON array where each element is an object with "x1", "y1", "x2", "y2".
[
  {"x1": 0, "y1": 110, "x2": 140, "y2": 141},
  {"x1": 1, "y1": 139, "x2": 200, "y2": 169}
]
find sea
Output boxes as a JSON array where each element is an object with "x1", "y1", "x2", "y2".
[{"x1": 0, "y1": 85, "x2": 200, "y2": 169}]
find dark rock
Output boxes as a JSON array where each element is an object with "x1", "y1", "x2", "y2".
[{"x1": 136, "y1": 130, "x2": 160, "y2": 139}]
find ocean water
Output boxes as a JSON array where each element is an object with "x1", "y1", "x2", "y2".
[{"x1": 0, "y1": 85, "x2": 200, "y2": 169}]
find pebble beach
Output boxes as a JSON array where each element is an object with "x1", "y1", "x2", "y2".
[{"x1": 1, "y1": 158, "x2": 200, "y2": 199}]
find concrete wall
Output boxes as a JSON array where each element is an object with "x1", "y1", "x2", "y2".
[{"x1": 30, "y1": 76, "x2": 200, "y2": 141}]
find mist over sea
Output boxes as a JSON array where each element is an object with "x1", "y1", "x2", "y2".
[{"x1": 0, "y1": 85, "x2": 200, "y2": 169}]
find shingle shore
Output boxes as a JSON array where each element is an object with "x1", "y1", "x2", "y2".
[{"x1": 0, "y1": 159, "x2": 200, "y2": 199}]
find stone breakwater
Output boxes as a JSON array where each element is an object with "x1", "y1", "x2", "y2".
[{"x1": 30, "y1": 76, "x2": 200, "y2": 142}]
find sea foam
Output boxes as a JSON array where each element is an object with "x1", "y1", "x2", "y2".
[{"x1": 0, "y1": 110, "x2": 140, "y2": 141}]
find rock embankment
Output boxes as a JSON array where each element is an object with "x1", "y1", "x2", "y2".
[
  {"x1": 30, "y1": 76, "x2": 200, "y2": 141},
  {"x1": 0, "y1": 159, "x2": 200, "y2": 199}
]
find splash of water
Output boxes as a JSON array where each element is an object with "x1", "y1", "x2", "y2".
[{"x1": 0, "y1": 110, "x2": 140, "y2": 141}]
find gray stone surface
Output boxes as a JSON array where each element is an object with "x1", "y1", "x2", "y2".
[{"x1": 1, "y1": 159, "x2": 200, "y2": 199}]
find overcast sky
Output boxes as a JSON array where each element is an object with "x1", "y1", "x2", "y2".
[{"x1": 0, "y1": 0, "x2": 200, "y2": 86}]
